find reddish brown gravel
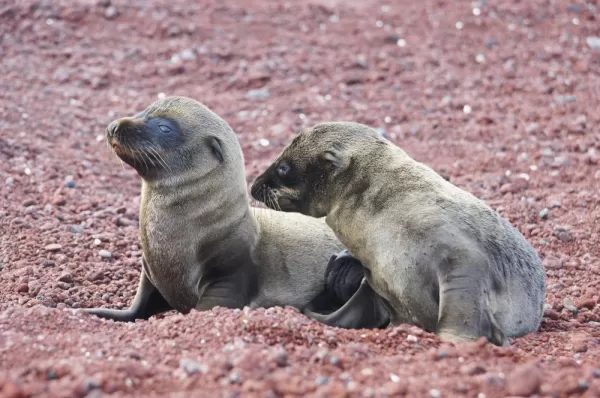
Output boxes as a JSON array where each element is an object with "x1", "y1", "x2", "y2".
[{"x1": 1, "y1": 0, "x2": 600, "y2": 396}]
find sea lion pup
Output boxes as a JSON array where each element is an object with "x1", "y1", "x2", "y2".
[
  {"x1": 250, "y1": 122, "x2": 547, "y2": 346},
  {"x1": 83, "y1": 97, "x2": 362, "y2": 322}
]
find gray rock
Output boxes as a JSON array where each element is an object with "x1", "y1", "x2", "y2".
[
  {"x1": 246, "y1": 88, "x2": 271, "y2": 100},
  {"x1": 98, "y1": 250, "x2": 112, "y2": 258},
  {"x1": 586, "y1": 36, "x2": 600, "y2": 51},
  {"x1": 180, "y1": 358, "x2": 206, "y2": 374},
  {"x1": 539, "y1": 208, "x2": 549, "y2": 219},
  {"x1": 554, "y1": 95, "x2": 577, "y2": 104}
]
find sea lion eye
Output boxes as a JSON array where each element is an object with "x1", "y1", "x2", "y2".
[
  {"x1": 277, "y1": 162, "x2": 291, "y2": 176},
  {"x1": 158, "y1": 124, "x2": 172, "y2": 133}
]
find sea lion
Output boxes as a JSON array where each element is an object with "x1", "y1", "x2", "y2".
[
  {"x1": 83, "y1": 97, "x2": 362, "y2": 322},
  {"x1": 250, "y1": 122, "x2": 547, "y2": 346}
]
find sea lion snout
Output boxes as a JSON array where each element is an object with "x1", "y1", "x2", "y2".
[{"x1": 106, "y1": 117, "x2": 145, "y2": 141}]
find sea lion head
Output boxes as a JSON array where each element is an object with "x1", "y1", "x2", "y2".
[
  {"x1": 105, "y1": 96, "x2": 243, "y2": 182},
  {"x1": 251, "y1": 122, "x2": 384, "y2": 217}
]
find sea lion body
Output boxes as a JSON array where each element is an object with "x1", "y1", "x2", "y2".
[
  {"x1": 83, "y1": 97, "x2": 351, "y2": 322},
  {"x1": 251, "y1": 122, "x2": 547, "y2": 345}
]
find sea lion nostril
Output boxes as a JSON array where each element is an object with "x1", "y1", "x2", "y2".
[{"x1": 107, "y1": 120, "x2": 120, "y2": 138}]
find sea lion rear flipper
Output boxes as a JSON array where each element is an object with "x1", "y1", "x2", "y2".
[
  {"x1": 303, "y1": 278, "x2": 390, "y2": 329},
  {"x1": 83, "y1": 262, "x2": 172, "y2": 322}
]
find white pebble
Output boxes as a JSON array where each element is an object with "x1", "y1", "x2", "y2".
[
  {"x1": 96, "y1": 135, "x2": 104, "y2": 142},
  {"x1": 93, "y1": 239, "x2": 102, "y2": 246},
  {"x1": 397, "y1": 39, "x2": 407, "y2": 47},
  {"x1": 572, "y1": 18, "x2": 580, "y2": 25},
  {"x1": 390, "y1": 374, "x2": 401, "y2": 383},
  {"x1": 328, "y1": 15, "x2": 339, "y2": 23},
  {"x1": 99, "y1": 250, "x2": 112, "y2": 258},
  {"x1": 259, "y1": 138, "x2": 270, "y2": 147},
  {"x1": 475, "y1": 53, "x2": 486, "y2": 63},
  {"x1": 455, "y1": 21, "x2": 464, "y2": 29},
  {"x1": 406, "y1": 334, "x2": 418, "y2": 342},
  {"x1": 430, "y1": 389, "x2": 441, "y2": 397},
  {"x1": 463, "y1": 105, "x2": 472, "y2": 114},
  {"x1": 361, "y1": 368, "x2": 374, "y2": 376},
  {"x1": 299, "y1": 113, "x2": 306, "y2": 120},
  {"x1": 24, "y1": 168, "x2": 31, "y2": 175},
  {"x1": 157, "y1": 92, "x2": 166, "y2": 99},
  {"x1": 46, "y1": 18, "x2": 54, "y2": 25},
  {"x1": 376, "y1": 20, "x2": 384, "y2": 28},
  {"x1": 473, "y1": 8, "x2": 481, "y2": 16},
  {"x1": 586, "y1": 36, "x2": 600, "y2": 50},
  {"x1": 384, "y1": 116, "x2": 392, "y2": 123}
]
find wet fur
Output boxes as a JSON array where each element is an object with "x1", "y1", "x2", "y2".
[
  {"x1": 251, "y1": 122, "x2": 547, "y2": 346},
  {"x1": 83, "y1": 97, "x2": 353, "y2": 322}
]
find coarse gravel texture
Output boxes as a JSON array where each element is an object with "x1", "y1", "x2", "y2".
[{"x1": 1, "y1": 0, "x2": 600, "y2": 396}]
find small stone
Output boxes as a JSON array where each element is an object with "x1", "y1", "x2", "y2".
[
  {"x1": 116, "y1": 217, "x2": 134, "y2": 227},
  {"x1": 17, "y1": 283, "x2": 29, "y2": 293},
  {"x1": 554, "y1": 227, "x2": 574, "y2": 242},
  {"x1": 57, "y1": 281, "x2": 71, "y2": 290},
  {"x1": 577, "y1": 297, "x2": 597, "y2": 310},
  {"x1": 23, "y1": 199, "x2": 36, "y2": 206},
  {"x1": 539, "y1": 208, "x2": 549, "y2": 219},
  {"x1": 543, "y1": 256, "x2": 563, "y2": 270},
  {"x1": 65, "y1": 180, "x2": 77, "y2": 188},
  {"x1": 430, "y1": 389, "x2": 441, "y2": 397},
  {"x1": 526, "y1": 123, "x2": 539, "y2": 133},
  {"x1": 71, "y1": 225, "x2": 85, "y2": 234},
  {"x1": 554, "y1": 95, "x2": 577, "y2": 104},
  {"x1": 461, "y1": 364, "x2": 486, "y2": 375},
  {"x1": 246, "y1": 88, "x2": 271, "y2": 100},
  {"x1": 58, "y1": 272, "x2": 73, "y2": 283},
  {"x1": 544, "y1": 309, "x2": 560, "y2": 320},
  {"x1": 384, "y1": 381, "x2": 408, "y2": 395},
  {"x1": 87, "y1": 271, "x2": 104, "y2": 282},
  {"x1": 43, "y1": 260, "x2": 56, "y2": 267},
  {"x1": 506, "y1": 364, "x2": 541, "y2": 396},
  {"x1": 406, "y1": 335, "x2": 418, "y2": 343},
  {"x1": 361, "y1": 368, "x2": 374, "y2": 376},
  {"x1": 586, "y1": 36, "x2": 600, "y2": 51},
  {"x1": 180, "y1": 359, "x2": 205, "y2": 374},
  {"x1": 270, "y1": 348, "x2": 288, "y2": 367},
  {"x1": 99, "y1": 250, "x2": 112, "y2": 258},
  {"x1": 573, "y1": 343, "x2": 587, "y2": 353},
  {"x1": 93, "y1": 239, "x2": 102, "y2": 246},
  {"x1": 563, "y1": 297, "x2": 578, "y2": 312},
  {"x1": 315, "y1": 375, "x2": 329, "y2": 385},
  {"x1": 5, "y1": 176, "x2": 14, "y2": 185},
  {"x1": 591, "y1": 369, "x2": 600, "y2": 378},
  {"x1": 229, "y1": 371, "x2": 242, "y2": 384},
  {"x1": 104, "y1": 6, "x2": 118, "y2": 19},
  {"x1": 45, "y1": 244, "x2": 62, "y2": 252}
]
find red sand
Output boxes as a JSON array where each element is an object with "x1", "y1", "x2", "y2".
[{"x1": 1, "y1": 0, "x2": 599, "y2": 396}]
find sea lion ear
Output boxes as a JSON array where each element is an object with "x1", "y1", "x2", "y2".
[
  {"x1": 210, "y1": 137, "x2": 224, "y2": 162},
  {"x1": 323, "y1": 143, "x2": 349, "y2": 170}
]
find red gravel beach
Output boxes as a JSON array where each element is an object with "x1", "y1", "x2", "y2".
[{"x1": 1, "y1": 0, "x2": 600, "y2": 396}]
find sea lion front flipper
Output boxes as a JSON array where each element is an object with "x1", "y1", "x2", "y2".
[
  {"x1": 83, "y1": 260, "x2": 173, "y2": 322},
  {"x1": 325, "y1": 249, "x2": 366, "y2": 303},
  {"x1": 304, "y1": 250, "x2": 368, "y2": 315},
  {"x1": 303, "y1": 278, "x2": 390, "y2": 329}
]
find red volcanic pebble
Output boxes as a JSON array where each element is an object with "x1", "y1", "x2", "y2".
[{"x1": 1, "y1": 0, "x2": 600, "y2": 396}]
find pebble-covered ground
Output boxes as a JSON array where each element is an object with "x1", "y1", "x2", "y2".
[{"x1": 1, "y1": 0, "x2": 600, "y2": 396}]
